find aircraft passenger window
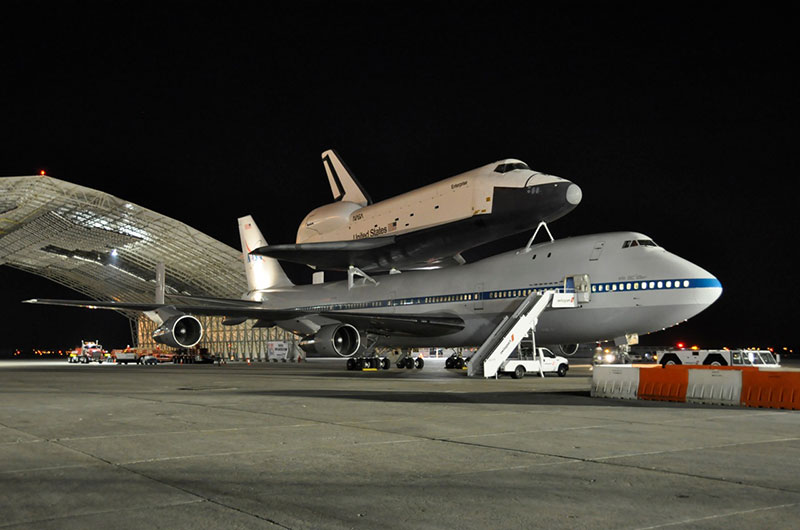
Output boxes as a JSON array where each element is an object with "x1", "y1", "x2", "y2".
[
  {"x1": 657, "y1": 281, "x2": 663, "y2": 288},
  {"x1": 666, "y1": 281, "x2": 672, "y2": 288},
  {"x1": 626, "y1": 283, "x2": 631, "y2": 290},
  {"x1": 684, "y1": 280, "x2": 690, "y2": 287},
  {"x1": 649, "y1": 282, "x2": 655, "y2": 289}
]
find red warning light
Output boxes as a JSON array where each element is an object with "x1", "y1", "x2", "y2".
[
  {"x1": 40, "y1": 170, "x2": 46, "y2": 175},
  {"x1": 677, "y1": 342, "x2": 685, "y2": 349}
]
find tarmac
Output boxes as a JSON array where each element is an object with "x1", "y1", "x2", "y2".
[{"x1": 1, "y1": 357, "x2": 799, "y2": 529}]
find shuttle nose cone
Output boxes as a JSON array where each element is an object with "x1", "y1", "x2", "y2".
[{"x1": 566, "y1": 183, "x2": 582, "y2": 205}]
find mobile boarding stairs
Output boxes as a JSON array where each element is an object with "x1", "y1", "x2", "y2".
[{"x1": 467, "y1": 277, "x2": 589, "y2": 378}]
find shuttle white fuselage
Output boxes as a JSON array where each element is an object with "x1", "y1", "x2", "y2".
[{"x1": 259, "y1": 151, "x2": 583, "y2": 272}]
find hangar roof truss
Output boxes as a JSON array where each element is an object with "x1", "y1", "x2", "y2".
[{"x1": 0, "y1": 176, "x2": 246, "y2": 315}]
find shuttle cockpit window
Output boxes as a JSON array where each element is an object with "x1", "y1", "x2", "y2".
[
  {"x1": 494, "y1": 162, "x2": 530, "y2": 173},
  {"x1": 622, "y1": 239, "x2": 658, "y2": 249}
]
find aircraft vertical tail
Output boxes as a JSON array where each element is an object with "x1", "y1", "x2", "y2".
[
  {"x1": 238, "y1": 215, "x2": 294, "y2": 294},
  {"x1": 321, "y1": 149, "x2": 372, "y2": 206}
]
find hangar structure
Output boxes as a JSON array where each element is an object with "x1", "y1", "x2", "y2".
[{"x1": 0, "y1": 175, "x2": 296, "y2": 358}]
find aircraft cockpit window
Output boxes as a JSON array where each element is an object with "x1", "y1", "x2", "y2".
[
  {"x1": 622, "y1": 239, "x2": 658, "y2": 249},
  {"x1": 494, "y1": 162, "x2": 530, "y2": 173}
]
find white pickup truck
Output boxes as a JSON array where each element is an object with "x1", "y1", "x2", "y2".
[{"x1": 499, "y1": 347, "x2": 569, "y2": 379}]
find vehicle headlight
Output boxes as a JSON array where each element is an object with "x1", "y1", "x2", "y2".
[{"x1": 605, "y1": 354, "x2": 615, "y2": 363}]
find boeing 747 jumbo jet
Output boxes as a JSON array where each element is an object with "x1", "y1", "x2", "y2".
[
  {"x1": 254, "y1": 150, "x2": 583, "y2": 272},
  {"x1": 27, "y1": 216, "x2": 722, "y2": 371}
]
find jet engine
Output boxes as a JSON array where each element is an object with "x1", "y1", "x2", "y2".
[
  {"x1": 152, "y1": 314, "x2": 203, "y2": 349},
  {"x1": 559, "y1": 344, "x2": 579, "y2": 356},
  {"x1": 299, "y1": 323, "x2": 361, "y2": 357}
]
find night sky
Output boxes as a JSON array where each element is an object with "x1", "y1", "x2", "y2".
[{"x1": 1, "y1": 3, "x2": 796, "y2": 352}]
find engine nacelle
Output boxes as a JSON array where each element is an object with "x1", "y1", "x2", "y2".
[
  {"x1": 559, "y1": 344, "x2": 579, "y2": 356},
  {"x1": 152, "y1": 314, "x2": 203, "y2": 349},
  {"x1": 299, "y1": 324, "x2": 361, "y2": 357}
]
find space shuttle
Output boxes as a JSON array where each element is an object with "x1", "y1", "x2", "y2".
[{"x1": 254, "y1": 150, "x2": 583, "y2": 272}]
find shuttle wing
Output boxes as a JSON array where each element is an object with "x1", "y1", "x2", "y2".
[
  {"x1": 253, "y1": 229, "x2": 467, "y2": 271},
  {"x1": 23, "y1": 298, "x2": 464, "y2": 337}
]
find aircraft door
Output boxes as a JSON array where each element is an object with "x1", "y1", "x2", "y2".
[
  {"x1": 589, "y1": 241, "x2": 605, "y2": 261},
  {"x1": 564, "y1": 274, "x2": 591, "y2": 303},
  {"x1": 473, "y1": 283, "x2": 484, "y2": 311}
]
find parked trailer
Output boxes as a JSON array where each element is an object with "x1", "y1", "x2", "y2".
[
  {"x1": 658, "y1": 349, "x2": 780, "y2": 367},
  {"x1": 113, "y1": 347, "x2": 174, "y2": 365}
]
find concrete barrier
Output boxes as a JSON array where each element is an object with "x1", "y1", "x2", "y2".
[
  {"x1": 638, "y1": 366, "x2": 688, "y2": 402},
  {"x1": 591, "y1": 365, "x2": 639, "y2": 399},
  {"x1": 686, "y1": 369, "x2": 742, "y2": 406},
  {"x1": 741, "y1": 371, "x2": 800, "y2": 410},
  {"x1": 592, "y1": 364, "x2": 800, "y2": 410}
]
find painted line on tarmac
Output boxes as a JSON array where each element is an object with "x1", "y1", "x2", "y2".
[
  {"x1": 635, "y1": 501, "x2": 800, "y2": 529},
  {"x1": 593, "y1": 436, "x2": 800, "y2": 461}
]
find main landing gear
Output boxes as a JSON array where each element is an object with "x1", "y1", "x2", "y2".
[
  {"x1": 344, "y1": 351, "x2": 425, "y2": 371},
  {"x1": 397, "y1": 356, "x2": 424, "y2": 369},
  {"x1": 346, "y1": 356, "x2": 391, "y2": 371}
]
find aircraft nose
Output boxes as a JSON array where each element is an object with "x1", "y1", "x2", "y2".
[
  {"x1": 672, "y1": 254, "x2": 723, "y2": 307},
  {"x1": 566, "y1": 183, "x2": 582, "y2": 205}
]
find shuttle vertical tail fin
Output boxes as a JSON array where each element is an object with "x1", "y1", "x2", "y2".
[
  {"x1": 238, "y1": 215, "x2": 294, "y2": 296},
  {"x1": 321, "y1": 149, "x2": 372, "y2": 206}
]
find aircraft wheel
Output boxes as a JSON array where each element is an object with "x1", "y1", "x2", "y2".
[
  {"x1": 455, "y1": 357, "x2": 465, "y2": 369},
  {"x1": 346, "y1": 358, "x2": 356, "y2": 370},
  {"x1": 512, "y1": 365, "x2": 525, "y2": 379},
  {"x1": 414, "y1": 357, "x2": 424, "y2": 369},
  {"x1": 381, "y1": 357, "x2": 390, "y2": 370},
  {"x1": 445, "y1": 357, "x2": 453, "y2": 369}
]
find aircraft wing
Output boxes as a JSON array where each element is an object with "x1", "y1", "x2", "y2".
[
  {"x1": 252, "y1": 238, "x2": 396, "y2": 271},
  {"x1": 23, "y1": 298, "x2": 464, "y2": 337},
  {"x1": 253, "y1": 233, "x2": 466, "y2": 271}
]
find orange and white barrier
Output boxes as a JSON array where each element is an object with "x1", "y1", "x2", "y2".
[{"x1": 591, "y1": 365, "x2": 800, "y2": 410}]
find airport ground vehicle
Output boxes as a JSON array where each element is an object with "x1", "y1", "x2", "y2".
[
  {"x1": 658, "y1": 349, "x2": 780, "y2": 367},
  {"x1": 497, "y1": 347, "x2": 569, "y2": 378},
  {"x1": 592, "y1": 346, "x2": 657, "y2": 365},
  {"x1": 113, "y1": 347, "x2": 173, "y2": 364},
  {"x1": 173, "y1": 347, "x2": 215, "y2": 364},
  {"x1": 67, "y1": 340, "x2": 108, "y2": 363}
]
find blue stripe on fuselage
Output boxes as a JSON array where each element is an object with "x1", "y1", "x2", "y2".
[{"x1": 294, "y1": 277, "x2": 721, "y2": 313}]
